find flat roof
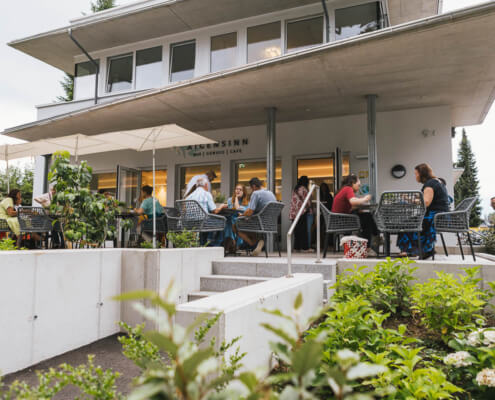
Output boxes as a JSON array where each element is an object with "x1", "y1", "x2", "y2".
[
  {"x1": 4, "y1": 2, "x2": 495, "y2": 141},
  {"x1": 8, "y1": 0, "x2": 321, "y2": 74}
]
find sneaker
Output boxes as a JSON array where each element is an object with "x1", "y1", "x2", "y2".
[{"x1": 252, "y1": 240, "x2": 264, "y2": 256}]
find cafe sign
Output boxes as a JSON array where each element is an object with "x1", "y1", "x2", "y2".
[{"x1": 177, "y1": 138, "x2": 249, "y2": 158}]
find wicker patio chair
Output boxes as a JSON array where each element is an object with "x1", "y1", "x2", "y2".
[
  {"x1": 374, "y1": 191, "x2": 426, "y2": 257},
  {"x1": 235, "y1": 201, "x2": 284, "y2": 257},
  {"x1": 320, "y1": 204, "x2": 361, "y2": 258},
  {"x1": 164, "y1": 206, "x2": 181, "y2": 232},
  {"x1": 18, "y1": 206, "x2": 53, "y2": 248},
  {"x1": 0, "y1": 219, "x2": 10, "y2": 234},
  {"x1": 176, "y1": 199, "x2": 226, "y2": 233},
  {"x1": 434, "y1": 197, "x2": 477, "y2": 261}
]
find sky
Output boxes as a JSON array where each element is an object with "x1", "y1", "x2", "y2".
[{"x1": 0, "y1": 0, "x2": 494, "y2": 216}]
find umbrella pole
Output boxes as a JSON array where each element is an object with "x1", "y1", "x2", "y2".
[
  {"x1": 75, "y1": 136, "x2": 79, "y2": 163},
  {"x1": 152, "y1": 145, "x2": 156, "y2": 249},
  {"x1": 5, "y1": 145, "x2": 9, "y2": 193}
]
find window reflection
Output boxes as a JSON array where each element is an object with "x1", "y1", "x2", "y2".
[
  {"x1": 211, "y1": 32, "x2": 237, "y2": 72},
  {"x1": 136, "y1": 46, "x2": 163, "y2": 90},
  {"x1": 107, "y1": 53, "x2": 133, "y2": 93},
  {"x1": 234, "y1": 161, "x2": 282, "y2": 200},
  {"x1": 179, "y1": 165, "x2": 221, "y2": 200},
  {"x1": 335, "y1": 2, "x2": 381, "y2": 41},
  {"x1": 170, "y1": 41, "x2": 196, "y2": 83},
  {"x1": 247, "y1": 22, "x2": 281, "y2": 63},
  {"x1": 286, "y1": 16, "x2": 324, "y2": 53},
  {"x1": 141, "y1": 170, "x2": 167, "y2": 206},
  {"x1": 74, "y1": 60, "x2": 99, "y2": 100},
  {"x1": 297, "y1": 156, "x2": 350, "y2": 195},
  {"x1": 90, "y1": 172, "x2": 117, "y2": 195}
]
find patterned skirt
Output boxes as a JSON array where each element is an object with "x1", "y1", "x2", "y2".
[{"x1": 397, "y1": 210, "x2": 438, "y2": 256}]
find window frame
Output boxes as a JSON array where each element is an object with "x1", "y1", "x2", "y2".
[
  {"x1": 73, "y1": 59, "x2": 100, "y2": 100},
  {"x1": 246, "y1": 20, "x2": 282, "y2": 64},
  {"x1": 333, "y1": 0, "x2": 384, "y2": 42},
  {"x1": 284, "y1": 14, "x2": 325, "y2": 54},
  {"x1": 209, "y1": 31, "x2": 238, "y2": 73},
  {"x1": 135, "y1": 45, "x2": 164, "y2": 90},
  {"x1": 169, "y1": 39, "x2": 197, "y2": 83},
  {"x1": 106, "y1": 52, "x2": 135, "y2": 94}
]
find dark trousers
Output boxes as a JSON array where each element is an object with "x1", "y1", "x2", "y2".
[
  {"x1": 293, "y1": 215, "x2": 308, "y2": 251},
  {"x1": 357, "y1": 212, "x2": 378, "y2": 248}
]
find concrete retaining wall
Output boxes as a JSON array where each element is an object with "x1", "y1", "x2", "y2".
[
  {"x1": 0, "y1": 247, "x2": 223, "y2": 375},
  {"x1": 175, "y1": 273, "x2": 323, "y2": 371}
]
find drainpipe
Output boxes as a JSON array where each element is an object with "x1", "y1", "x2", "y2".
[
  {"x1": 321, "y1": 0, "x2": 330, "y2": 42},
  {"x1": 68, "y1": 28, "x2": 99, "y2": 105}
]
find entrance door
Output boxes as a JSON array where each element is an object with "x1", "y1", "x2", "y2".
[{"x1": 116, "y1": 165, "x2": 141, "y2": 208}]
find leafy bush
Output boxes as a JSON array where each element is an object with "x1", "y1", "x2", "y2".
[
  {"x1": 118, "y1": 322, "x2": 164, "y2": 370},
  {"x1": 332, "y1": 258, "x2": 416, "y2": 316},
  {"x1": 411, "y1": 267, "x2": 488, "y2": 341},
  {"x1": 0, "y1": 355, "x2": 121, "y2": 399},
  {"x1": 0, "y1": 238, "x2": 18, "y2": 251},
  {"x1": 483, "y1": 229, "x2": 495, "y2": 255},
  {"x1": 167, "y1": 230, "x2": 200, "y2": 248}
]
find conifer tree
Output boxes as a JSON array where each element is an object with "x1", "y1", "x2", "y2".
[
  {"x1": 454, "y1": 129, "x2": 482, "y2": 227},
  {"x1": 57, "y1": 0, "x2": 116, "y2": 101}
]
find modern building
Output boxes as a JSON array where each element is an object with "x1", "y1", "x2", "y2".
[{"x1": 3, "y1": 0, "x2": 495, "y2": 247}]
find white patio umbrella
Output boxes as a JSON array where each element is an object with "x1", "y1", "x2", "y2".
[
  {"x1": 97, "y1": 124, "x2": 216, "y2": 248},
  {"x1": 0, "y1": 141, "x2": 55, "y2": 192}
]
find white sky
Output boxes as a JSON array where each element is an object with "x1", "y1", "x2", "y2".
[{"x1": 0, "y1": 0, "x2": 493, "y2": 215}]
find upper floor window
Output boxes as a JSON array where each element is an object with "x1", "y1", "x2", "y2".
[
  {"x1": 210, "y1": 32, "x2": 237, "y2": 73},
  {"x1": 247, "y1": 21, "x2": 281, "y2": 63},
  {"x1": 74, "y1": 60, "x2": 99, "y2": 100},
  {"x1": 335, "y1": 2, "x2": 382, "y2": 41},
  {"x1": 170, "y1": 40, "x2": 196, "y2": 83},
  {"x1": 286, "y1": 15, "x2": 324, "y2": 53},
  {"x1": 135, "y1": 46, "x2": 163, "y2": 90},
  {"x1": 107, "y1": 53, "x2": 133, "y2": 93}
]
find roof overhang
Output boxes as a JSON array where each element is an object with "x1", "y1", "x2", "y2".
[
  {"x1": 8, "y1": 0, "x2": 321, "y2": 74},
  {"x1": 4, "y1": 2, "x2": 495, "y2": 142}
]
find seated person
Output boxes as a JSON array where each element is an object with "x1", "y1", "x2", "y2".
[
  {"x1": 332, "y1": 174, "x2": 378, "y2": 255},
  {"x1": 0, "y1": 189, "x2": 41, "y2": 247},
  {"x1": 185, "y1": 170, "x2": 217, "y2": 197},
  {"x1": 224, "y1": 184, "x2": 249, "y2": 251},
  {"x1": 236, "y1": 177, "x2": 276, "y2": 256},
  {"x1": 34, "y1": 186, "x2": 64, "y2": 248},
  {"x1": 134, "y1": 185, "x2": 164, "y2": 241},
  {"x1": 186, "y1": 177, "x2": 226, "y2": 245}
]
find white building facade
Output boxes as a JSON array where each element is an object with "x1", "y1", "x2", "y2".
[{"x1": 3, "y1": 0, "x2": 495, "y2": 248}]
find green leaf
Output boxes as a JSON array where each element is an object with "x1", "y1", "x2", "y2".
[
  {"x1": 143, "y1": 331, "x2": 178, "y2": 358},
  {"x1": 238, "y1": 372, "x2": 259, "y2": 391},
  {"x1": 291, "y1": 340, "x2": 323, "y2": 377},
  {"x1": 294, "y1": 292, "x2": 303, "y2": 310},
  {"x1": 183, "y1": 348, "x2": 214, "y2": 380},
  {"x1": 260, "y1": 323, "x2": 297, "y2": 347},
  {"x1": 346, "y1": 362, "x2": 387, "y2": 380}
]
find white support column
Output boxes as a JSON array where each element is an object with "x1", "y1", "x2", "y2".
[
  {"x1": 266, "y1": 107, "x2": 277, "y2": 253},
  {"x1": 366, "y1": 95, "x2": 378, "y2": 202}
]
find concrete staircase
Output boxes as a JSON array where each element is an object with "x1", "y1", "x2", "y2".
[{"x1": 187, "y1": 257, "x2": 336, "y2": 302}]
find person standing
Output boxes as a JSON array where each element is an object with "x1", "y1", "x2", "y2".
[
  {"x1": 34, "y1": 186, "x2": 65, "y2": 248},
  {"x1": 134, "y1": 185, "x2": 165, "y2": 241},
  {"x1": 289, "y1": 176, "x2": 312, "y2": 252},
  {"x1": 397, "y1": 163, "x2": 450, "y2": 259},
  {"x1": 236, "y1": 177, "x2": 276, "y2": 256},
  {"x1": 184, "y1": 169, "x2": 217, "y2": 197}
]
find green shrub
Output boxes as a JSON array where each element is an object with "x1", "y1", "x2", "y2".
[
  {"x1": 483, "y1": 229, "x2": 495, "y2": 255},
  {"x1": 118, "y1": 322, "x2": 164, "y2": 370},
  {"x1": 167, "y1": 230, "x2": 200, "y2": 248},
  {"x1": 332, "y1": 258, "x2": 417, "y2": 316},
  {"x1": 411, "y1": 267, "x2": 488, "y2": 341},
  {"x1": 0, "y1": 238, "x2": 18, "y2": 251}
]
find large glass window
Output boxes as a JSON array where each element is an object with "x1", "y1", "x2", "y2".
[
  {"x1": 247, "y1": 22, "x2": 281, "y2": 63},
  {"x1": 135, "y1": 46, "x2": 163, "y2": 90},
  {"x1": 90, "y1": 172, "x2": 117, "y2": 195},
  {"x1": 297, "y1": 155, "x2": 350, "y2": 195},
  {"x1": 335, "y1": 2, "x2": 381, "y2": 41},
  {"x1": 107, "y1": 53, "x2": 133, "y2": 93},
  {"x1": 74, "y1": 60, "x2": 99, "y2": 100},
  {"x1": 234, "y1": 160, "x2": 282, "y2": 200},
  {"x1": 210, "y1": 32, "x2": 237, "y2": 73},
  {"x1": 170, "y1": 41, "x2": 196, "y2": 83},
  {"x1": 141, "y1": 170, "x2": 167, "y2": 206},
  {"x1": 178, "y1": 165, "x2": 221, "y2": 200},
  {"x1": 286, "y1": 16, "x2": 324, "y2": 53}
]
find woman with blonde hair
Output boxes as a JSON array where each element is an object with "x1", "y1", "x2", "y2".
[
  {"x1": 224, "y1": 184, "x2": 249, "y2": 252},
  {"x1": 397, "y1": 163, "x2": 450, "y2": 259}
]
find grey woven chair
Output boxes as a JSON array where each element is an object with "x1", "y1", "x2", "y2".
[
  {"x1": 164, "y1": 206, "x2": 182, "y2": 232},
  {"x1": 176, "y1": 199, "x2": 226, "y2": 233},
  {"x1": 374, "y1": 191, "x2": 426, "y2": 257},
  {"x1": 320, "y1": 204, "x2": 360, "y2": 258},
  {"x1": 18, "y1": 206, "x2": 52, "y2": 248},
  {"x1": 235, "y1": 201, "x2": 284, "y2": 257},
  {"x1": 434, "y1": 197, "x2": 477, "y2": 261},
  {"x1": 0, "y1": 219, "x2": 10, "y2": 234}
]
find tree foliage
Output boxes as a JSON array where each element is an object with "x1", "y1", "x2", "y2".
[
  {"x1": 0, "y1": 165, "x2": 33, "y2": 205},
  {"x1": 454, "y1": 129, "x2": 482, "y2": 227},
  {"x1": 57, "y1": 0, "x2": 116, "y2": 102}
]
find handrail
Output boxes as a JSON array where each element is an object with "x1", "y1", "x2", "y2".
[{"x1": 287, "y1": 182, "x2": 321, "y2": 277}]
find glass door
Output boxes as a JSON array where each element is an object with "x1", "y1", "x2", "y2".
[{"x1": 116, "y1": 165, "x2": 141, "y2": 209}]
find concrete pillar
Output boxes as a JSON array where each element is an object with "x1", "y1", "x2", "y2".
[
  {"x1": 366, "y1": 95, "x2": 378, "y2": 202},
  {"x1": 266, "y1": 107, "x2": 277, "y2": 252}
]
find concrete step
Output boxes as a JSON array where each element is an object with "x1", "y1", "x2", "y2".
[
  {"x1": 200, "y1": 275, "x2": 269, "y2": 292},
  {"x1": 212, "y1": 258, "x2": 335, "y2": 281},
  {"x1": 187, "y1": 291, "x2": 219, "y2": 302}
]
